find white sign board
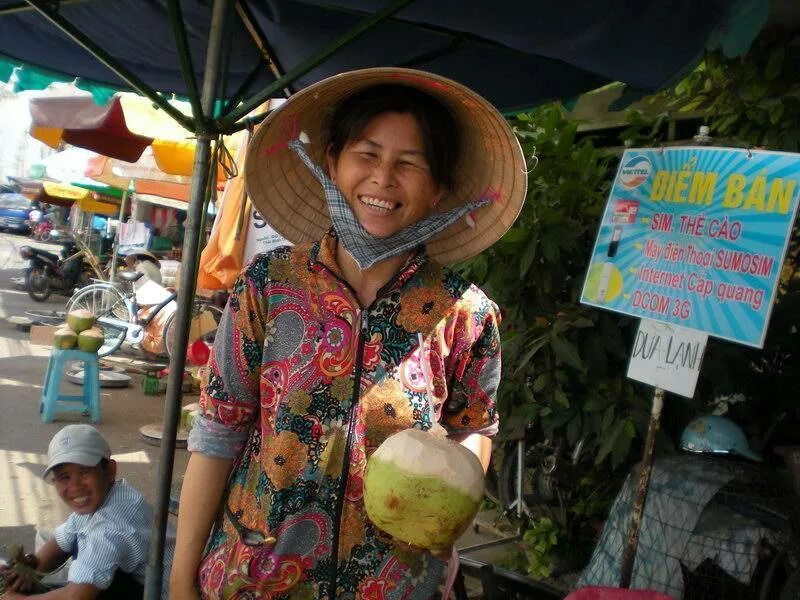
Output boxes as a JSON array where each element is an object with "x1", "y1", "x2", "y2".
[
  {"x1": 243, "y1": 207, "x2": 291, "y2": 264},
  {"x1": 627, "y1": 319, "x2": 708, "y2": 398}
]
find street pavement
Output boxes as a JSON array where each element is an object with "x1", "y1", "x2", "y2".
[{"x1": 0, "y1": 231, "x2": 189, "y2": 553}]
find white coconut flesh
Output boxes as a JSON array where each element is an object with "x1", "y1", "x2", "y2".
[{"x1": 363, "y1": 428, "x2": 485, "y2": 551}]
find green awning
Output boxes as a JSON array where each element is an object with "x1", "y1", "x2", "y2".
[
  {"x1": 70, "y1": 181, "x2": 126, "y2": 199},
  {"x1": 0, "y1": 53, "x2": 120, "y2": 104}
]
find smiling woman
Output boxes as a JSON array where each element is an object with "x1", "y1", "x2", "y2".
[{"x1": 172, "y1": 67, "x2": 527, "y2": 600}]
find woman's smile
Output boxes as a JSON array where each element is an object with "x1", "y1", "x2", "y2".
[{"x1": 358, "y1": 195, "x2": 399, "y2": 214}]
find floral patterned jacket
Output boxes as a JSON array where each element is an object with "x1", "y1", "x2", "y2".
[{"x1": 189, "y1": 233, "x2": 501, "y2": 599}]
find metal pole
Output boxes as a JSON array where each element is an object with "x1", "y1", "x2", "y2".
[
  {"x1": 143, "y1": 1, "x2": 229, "y2": 598},
  {"x1": 108, "y1": 182, "x2": 131, "y2": 280},
  {"x1": 217, "y1": 0, "x2": 414, "y2": 128},
  {"x1": 619, "y1": 387, "x2": 666, "y2": 588},
  {"x1": 167, "y1": 0, "x2": 205, "y2": 125}
]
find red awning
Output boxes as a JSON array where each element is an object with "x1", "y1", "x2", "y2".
[{"x1": 29, "y1": 94, "x2": 153, "y2": 162}]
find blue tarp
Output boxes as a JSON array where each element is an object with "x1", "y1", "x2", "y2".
[{"x1": 0, "y1": 0, "x2": 768, "y2": 113}]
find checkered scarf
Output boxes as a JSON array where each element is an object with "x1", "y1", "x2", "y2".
[{"x1": 288, "y1": 139, "x2": 489, "y2": 269}]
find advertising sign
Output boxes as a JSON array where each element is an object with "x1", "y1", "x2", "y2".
[
  {"x1": 627, "y1": 319, "x2": 708, "y2": 398},
  {"x1": 581, "y1": 147, "x2": 800, "y2": 347},
  {"x1": 244, "y1": 207, "x2": 291, "y2": 264}
]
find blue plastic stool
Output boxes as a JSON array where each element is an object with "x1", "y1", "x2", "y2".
[{"x1": 40, "y1": 349, "x2": 101, "y2": 423}]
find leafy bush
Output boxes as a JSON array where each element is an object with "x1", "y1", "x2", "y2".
[
  {"x1": 457, "y1": 105, "x2": 648, "y2": 578},
  {"x1": 459, "y1": 105, "x2": 649, "y2": 471}
]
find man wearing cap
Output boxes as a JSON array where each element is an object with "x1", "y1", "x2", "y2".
[{"x1": 0, "y1": 425, "x2": 171, "y2": 600}]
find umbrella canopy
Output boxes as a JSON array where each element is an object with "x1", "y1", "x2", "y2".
[
  {"x1": 30, "y1": 93, "x2": 154, "y2": 161},
  {"x1": 0, "y1": 0, "x2": 770, "y2": 120},
  {"x1": 86, "y1": 151, "x2": 191, "y2": 202}
]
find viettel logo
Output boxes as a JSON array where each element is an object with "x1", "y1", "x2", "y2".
[{"x1": 619, "y1": 156, "x2": 652, "y2": 189}]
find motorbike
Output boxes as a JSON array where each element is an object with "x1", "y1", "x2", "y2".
[
  {"x1": 30, "y1": 218, "x2": 54, "y2": 242},
  {"x1": 20, "y1": 236, "x2": 105, "y2": 302}
]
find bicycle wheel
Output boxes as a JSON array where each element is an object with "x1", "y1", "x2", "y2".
[
  {"x1": 164, "y1": 300, "x2": 224, "y2": 359},
  {"x1": 66, "y1": 284, "x2": 134, "y2": 357}
]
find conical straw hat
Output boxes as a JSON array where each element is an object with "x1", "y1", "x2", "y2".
[{"x1": 245, "y1": 68, "x2": 527, "y2": 265}]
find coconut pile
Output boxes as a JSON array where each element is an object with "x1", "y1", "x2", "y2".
[
  {"x1": 53, "y1": 309, "x2": 104, "y2": 353},
  {"x1": 363, "y1": 426, "x2": 485, "y2": 552}
]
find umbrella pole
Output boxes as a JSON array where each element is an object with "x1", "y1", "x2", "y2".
[
  {"x1": 143, "y1": 1, "x2": 228, "y2": 599},
  {"x1": 108, "y1": 183, "x2": 130, "y2": 280}
]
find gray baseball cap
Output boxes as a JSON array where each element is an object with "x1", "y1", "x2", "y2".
[{"x1": 43, "y1": 425, "x2": 111, "y2": 479}]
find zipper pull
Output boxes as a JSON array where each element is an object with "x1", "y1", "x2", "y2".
[{"x1": 361, "y1": 313, "x2": 369, "y2": 336}]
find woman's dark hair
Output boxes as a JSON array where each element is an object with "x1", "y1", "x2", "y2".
[{"x1": 324, "y1": 84, "x2": 459, "y2": 190}]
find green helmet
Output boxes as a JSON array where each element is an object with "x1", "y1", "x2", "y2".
[{"x1": 680, "y1": 415, "x2": 762, "y2": 462}]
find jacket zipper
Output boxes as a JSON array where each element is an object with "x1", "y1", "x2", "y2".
[
  {"x1": 328, "y1": 311, "x2": 367, "y2": 599},
  {"x1": 316, "y1": 261, "x2": 413, "y2": 600}
]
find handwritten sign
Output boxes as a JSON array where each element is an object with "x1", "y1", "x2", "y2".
[
  {"x1": 627, "y1": 319, "x2": 708, "y2": 398},
  {"x1": 580, "y1": 147, "x2": 800, "y2": 347}
]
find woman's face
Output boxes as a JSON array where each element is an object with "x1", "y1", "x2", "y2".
[{"x1": 327, "y1": 112, "x2": 445, "y2": 239}]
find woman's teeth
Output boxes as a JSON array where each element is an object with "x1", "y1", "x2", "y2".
[
  {"x1": 360, "y1": 196, "x2": 397, "y2": 212},
  {"x1": 72, "y1": 496, "x2": 90, "y2": 506}
]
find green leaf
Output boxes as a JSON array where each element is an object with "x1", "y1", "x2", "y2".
[
  {"x1": 582, "y1": 396, "x2": 610, "y2": 412},
  {"x1": 680, "y1": 96, "x2": 707, "y2": 112},
  {"x1": 571, "y1": 317, "x2": 595, "y2": 329},
  {"x1": 765, "y1": 47, "x2": 784, "y2": 80},
  {"x1": 501, "y1": 227, "x2": 527, "y2": 244},
  {"x1": 514, "y1": 334, "x2": 550, "y2": 374},
  {"x1": 611, "y1": 420, "x2": 635, "y2": 466},
  {"x1": 532, "y1": 373, "x2": 549, "y2": 392},
  {"x1": 554, "y1": 387, "x2": 570, "y2": 408},
  {"x1": 623, "y1": 419, "x2": 636, "y2": 438},
  {"x1": 519, "y1": 238, "x2": 538, "y2": 278},
  {"x1": 769, "y1": 102, "x2": 785, "y2": 125},
  {"x1": 468, "y1": 253, "x2": 488, "y2": 282},
  {"x1": 551, "y1": 335, "x2": 584, "y2": 371},
  {"x1": 595, "y1": 420, "x2": 625, "y2": 465},
  {"x1": 566, "y1": 414, "x2": 581, "y2": 445}
]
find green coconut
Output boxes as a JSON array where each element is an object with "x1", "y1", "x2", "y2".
[
  {"x1": 77, "y1": 327, "x2": 104, "y2": 353},
  {"x1": 66, "y1": 309, "x2": 96, "y2": 333},
  {"x1": 363, "y1": 427, "x2": 485, "y2": 552},
  {"x1": 53, "y1": 326, "x2": 77, "y2": 350}
]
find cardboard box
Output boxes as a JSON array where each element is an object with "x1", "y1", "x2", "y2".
[{"x1": 29, "y1": 325, "x2": 57, "y2": 346}]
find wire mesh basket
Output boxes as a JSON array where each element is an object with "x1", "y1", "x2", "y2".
[{"x1": 579, "y1": 455, "x2": 799, "y2": 599}]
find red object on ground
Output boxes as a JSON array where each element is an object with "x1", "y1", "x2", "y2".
[
  {"x1": 565, "y1": 587, "x2": 675, "y2": 600},
  {"x1": 186, "y1": 339, "x2": 210, "y2": 366}
]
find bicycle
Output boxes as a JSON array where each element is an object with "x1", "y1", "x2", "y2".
[{"x1": 65, "y1": 271, "x2": 223, "y2": 358}]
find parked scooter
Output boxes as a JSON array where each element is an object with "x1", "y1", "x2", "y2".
[
  {"x1": 30, "y1": 217, "x2": 54, "y2": 242},
  {"x1": 20, "y1": 235, "x2": 105, "y2": 302}
]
